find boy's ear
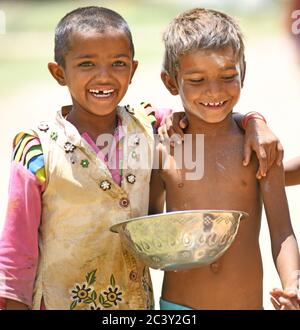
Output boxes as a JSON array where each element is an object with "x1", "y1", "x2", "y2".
[
  {"x1": 129, "y1": 60, "x2": 138, "y2": 84},
  {"x1": 241, "y1": 59, "x2": 246, "y2": 88},
  {"x1": 161, "y1": 71, "x2": 178, "y2": 95},
  {"x1": 48, "y1": 62, "x2": 66, "y2": 86}
]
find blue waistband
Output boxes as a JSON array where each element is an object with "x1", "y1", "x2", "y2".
[{"x1": 160, "y1": 298, "x2": 193, "y2": 310}]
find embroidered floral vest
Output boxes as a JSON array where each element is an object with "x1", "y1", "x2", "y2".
[{"x1": 30, "y1": 105, "x2": 155, "y2": 310}]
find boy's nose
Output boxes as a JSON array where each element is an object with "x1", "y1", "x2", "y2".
[
  {"x1": 205, "y1": 82, "x2": 222, "y2": 95},
  {"x1": 95, "y1": 67, "x2": 111, "y2": 80}
]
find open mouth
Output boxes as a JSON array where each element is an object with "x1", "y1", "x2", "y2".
[
  {"x1": 88, "y1": 88, "x2": 115, "y2": 98},
  {"x1": 200, "y1": 100, "x2": 228, "y2": 109}
]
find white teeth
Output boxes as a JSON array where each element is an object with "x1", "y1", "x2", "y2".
[
  {"x1": 89, "y1": 89, "x2": 114, "y2": 94},
  {"x1": 88, "y1": 88, "x2": 114, "y2": 99},
  {"x1": 202, "y1": 101, "x2": 225, "y2": 107},
  {"x1": 102, "y1": 89, "x2": 114, "y2": 94}
]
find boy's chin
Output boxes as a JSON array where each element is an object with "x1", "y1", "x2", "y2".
[{"x1": 191, "y1": 111, "x2": 231, "y2": 124}]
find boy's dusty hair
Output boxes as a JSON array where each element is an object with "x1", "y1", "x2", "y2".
[
  {"x1": 54, "y1": 6, "x2": 135, "y2": 67},
  {"x1": 162, "y1": 8, "x2": 246, "y2": 84}
]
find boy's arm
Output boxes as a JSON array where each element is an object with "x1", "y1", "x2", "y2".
[
  {"x1": 232, "y1": 112, "x2": 283, "y2": 177},
  {"x1": 260, "y1": 165, "x2": 300, "y2": 296},
  {"x1": 4, "y1": 299, "x2": 28, "y2": 310},
  {"x1": 157, "y1": 110, "x2": 284, "y2": 179},
  {"x1": 0, "y1": 133, "x2": 45, "y2": 310},
  {"x1": 284, "y1": 156, "x2": 300, "y2": 186},
  {"x1": 149, "y1": 145, "x2": 166, "y2": 215}
]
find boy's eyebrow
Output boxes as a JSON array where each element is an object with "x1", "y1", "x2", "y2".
[
  {"x1": 74, "y1": 54, "x2": 97, "y2": 59},
  {"x1": 184, "y1": 66, "x2": 238, "y2": 75},
  {"x1": 221, "y1": 66, "x2": 238, "y2": 71},
  {"x1": 113, "y1": 54, "x2": 131, "y2": 59},
  {"x1": 74, "y1": 54, "x2": 131, "y2": 59}
]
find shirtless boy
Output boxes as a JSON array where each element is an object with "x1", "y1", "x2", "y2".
[{"x1": 149, "y1": 8, "x2": 300, "y2": 310}]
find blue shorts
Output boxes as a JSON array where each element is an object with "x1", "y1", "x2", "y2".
[{"x1": 160, "y1": 298, "x2": 193, "y2": 310}]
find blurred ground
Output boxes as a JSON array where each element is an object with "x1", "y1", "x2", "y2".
[{"x1": 0, "y1": 0, "x2": 299, "y2": 310}]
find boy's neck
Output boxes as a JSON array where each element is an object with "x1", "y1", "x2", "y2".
[
  {"x1": 64, "y1": 105, "x2": 118, "y2": 142},
  {"x1": 185, "y1": 112, "x2": 235, "y2": 135}
]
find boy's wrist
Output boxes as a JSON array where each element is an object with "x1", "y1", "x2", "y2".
[{"x1": 242, "y1": 112, "x2": 266, "y2": 130}]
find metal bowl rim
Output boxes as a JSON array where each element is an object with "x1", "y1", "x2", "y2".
[{"x1": 110, "y1": 209, "x2": 249, "y2": 233}]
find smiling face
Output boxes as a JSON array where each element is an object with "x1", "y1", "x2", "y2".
[
  {"x1": 163, "y1": 46, "x2": 241, "y2": 124},
  {"x1": 50, "y1": 29, "x2": 138, "y2": 118}
]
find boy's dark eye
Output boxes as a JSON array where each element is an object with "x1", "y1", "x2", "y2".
[
  {"x1": 222, "y1": 74, "x2": 238, "y2": 81},
  {"x1": 189, "y1": 78, "x2": 204, "y2": 83},
  {"x1": 112, "y1": 61, "x2": 126, "y2": 67},
  {"x1": 78, "y1": 61, "x2": 94, "y2": 67}
]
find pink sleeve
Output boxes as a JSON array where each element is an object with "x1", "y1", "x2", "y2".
[{"x1": 0, "y1": 162, "x2": 43, "y2": 308}]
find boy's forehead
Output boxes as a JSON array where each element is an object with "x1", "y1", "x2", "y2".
[
  {"x1": 64, "y1": 29, "x2": 132, "y2": 62},
  {"x1": 68, "y1": 28, "x2": 129, "y2": 44},
  {"x1": 64, "y1": 29, "x2": 133, "y2": 61},
  {"x1": 178, "y1": 47, "x2": 240, "y2": 70}
]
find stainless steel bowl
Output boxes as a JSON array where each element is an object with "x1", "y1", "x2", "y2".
[{"x1": 110, "y1": 210, "x2": 248, "y2": 271}]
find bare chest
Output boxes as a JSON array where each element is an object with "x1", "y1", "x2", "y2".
[{"x1": 160, "y1": 134, "x2": 259, "y2": 211}]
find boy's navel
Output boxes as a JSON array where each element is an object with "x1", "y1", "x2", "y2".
[{"x1": 210, "y1": 261, "x2": 221, "y2": 273}]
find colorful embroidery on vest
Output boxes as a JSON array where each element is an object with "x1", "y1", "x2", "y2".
[
  {"x1": 50, "y1": 132, "x2": 58, "y2": 141},
  {"x1": 133, "y1": 135, "x2": 140, "y2": 146},
  {"x1": 38, "y1": 122, "x2": 49, "y2": 132},
  {"x1": 64, "y1": 142, "x2": 76, "y2": 153},
  {"x1": 125, "y1": 104, "x2": 135, "y2": 114},
  {"x1": 69, "y1": 270, "x2": 123, "y2": 310},
  {"x1": 126, "y1": 174, "x2": 136, "y2": 184},
  {"x1": 99, "y1": 180, "x2": 111, "y2": 191},
  {"x1": 80, "y1": 159, "x2": 89, "y2": 168}
]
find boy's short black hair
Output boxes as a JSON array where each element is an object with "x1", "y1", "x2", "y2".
[{"x1": 54, "y1": 6, "x2": 135, "y2": 67}]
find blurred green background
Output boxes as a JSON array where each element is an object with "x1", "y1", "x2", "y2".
[
  {"x1": 0, "y1": 0, "x2": 283, "y2": 96},
  {"x1": 1, "y1": 0, "x2": 300, "y2": 310}
]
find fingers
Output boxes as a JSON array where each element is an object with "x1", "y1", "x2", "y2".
[
  {"x1": 158, "y1": 116, "x2": 174, "y2": 143},
  {"x1": 284, "y1": 288, "x2": 298, "y2": 298},
  {"x1": 255, "y1": 140, "x2": 284, "y2": 177},
  {"x1": 165, "y1": 116, "x2": 175, "y2": 143},
  {"x1": 270, "y1": 288, "x2": 300, "y2": 310},
  {"x1": 276, "y1": 141, "x2": 284, "y2": 166},
  {"x1": 164, "y1": 115, "x2": 184, "y2": 145},
  {"x1": 271, "y1": 287, "x2": 298, "y2": 299},
  {"x1": 270, "y1": 288, "x2": 283, "y2": 298},
  {"x1": 167, "y1": 112, "x2": 186, "y2": 142},
  {"x1": 256, "y1": 146, "x2": 267, "y2": 179},
  {"x1": 157, "y1": 126, "x2": 182, "y2": 148},
  {"x1": 243, "y1": 142, "x2": 268, "y2": 179},
  {"x1": 170, "y1": 134, "x2": 182, "y2": 147},
  {"x1": 262, "y1": 140, "x2": 283, "y2": 169},
  {"x1": 243, "y1": 142, "x2": 252, "y2": 167},
  {"x1": 174, "y1": 123, "x2": 184, "y2": 141},
  {"x1": 278, "y1": 296, "x2": 300, "y2": 310},
  {"x1": 179, "y1": 116, "x2": 188, "y2": 130},
  {"x1": 157, "y1": 125, "x2": 168, "y2": 143},
  {"x1": 270, "y1": 296, "x2": 281, "y2": 310},
  {"x1": 267, "y1": 144, "x2": 276, "y2": 169},
  {"x1": 172, "y1": 116, "x2": 186, "y2": 142},
  {"x1": 243, "y1": 140, "x2": 268, "y2": 179}
]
